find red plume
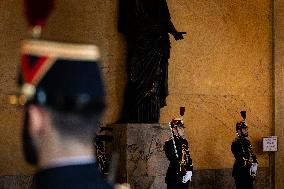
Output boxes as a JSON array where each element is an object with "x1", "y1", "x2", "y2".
[
  {"x1": 180, "y1": 107, "x2": 185, "y2": 117},
  {"x1": 23, "y1": 0, "x2": 55, "y2": 27}
]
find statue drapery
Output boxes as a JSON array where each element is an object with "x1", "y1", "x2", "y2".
[{"x1": 119, "y1": 0, "x2": 183, "y2": 123}]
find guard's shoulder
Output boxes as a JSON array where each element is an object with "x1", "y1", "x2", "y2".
[
  {"x1": 164, "y1": 138, "x2": 173, "y2": 148},
  {"x1": 165, "y1": 137, "x2": 173, "y2": 142},
  {"x1": 244, "y1": 137, "x2": 251, "y2": 143},
  {"x1": 231, "y1": 138, "x2": 240, "y2": 146},
  {"x1": 178, "y1": 137, "x2": 188, "y2": 144},
  {"x1": 232, "y1": 137, "x2": 240, "y2": 143},
  {"x1": 182, "y1": 137, "x2": 188, "y2": 142}
]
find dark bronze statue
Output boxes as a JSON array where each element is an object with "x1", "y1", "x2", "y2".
[{"x1": 118, "y1": 0, "x2": 186, "y2": 123}]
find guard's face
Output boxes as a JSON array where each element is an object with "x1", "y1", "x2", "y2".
[
  {"x1": 176, "y1": 127, "x2": 185, "y2": 137},
  {"x1": 240, "y1": 127, "x2": 248, "y2": 137}
]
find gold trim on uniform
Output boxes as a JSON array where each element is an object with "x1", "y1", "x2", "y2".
[
  {"x1": 21, "y1": 83, "x2": 36, "y2": 100},
  {"x1": 31, "y1": 57, "x2": 56, "y2": 86},
  {"x1": 21, "y1": 40, "x2": 101, "y2": 61}
]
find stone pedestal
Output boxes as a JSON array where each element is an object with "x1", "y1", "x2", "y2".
[{"x1": 109, "y1": 124, "x2": 171, "y2": 189}]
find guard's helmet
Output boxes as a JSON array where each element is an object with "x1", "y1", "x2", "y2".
[
  {"x1": 170, "y1": 118, "x2": 185, "y2": 128},
  {"x1": 236, "y1": 111, "x2": 247, "y2": 131},
  {"x1": 13, "y1": 39, "x2": 105, "y2": 113}
]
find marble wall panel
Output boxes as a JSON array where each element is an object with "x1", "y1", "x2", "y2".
[{"x1": 160, "y1": 94, "x2": 272, "y2": 169}]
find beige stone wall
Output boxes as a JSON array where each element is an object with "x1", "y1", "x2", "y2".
[
  {"x1": 0, "y1": 0, "x2": 273, "y2": 176},
  {"x1": 0, "y1": 0, "x2": 34, "y2": 175},
  {"x1": 274, "y1": 0, "x2": 284, "y2": 188}
]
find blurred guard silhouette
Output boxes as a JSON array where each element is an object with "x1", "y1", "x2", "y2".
[{"x1": 15, "y1": 39, "x2": 114, "y2": 189}]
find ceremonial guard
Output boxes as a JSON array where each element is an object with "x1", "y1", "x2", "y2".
[
  {"x1": 10, "y1": 1, "x2": 114, "y2": 188},
  {"x1": 231, "y1": 111, "x2": 258, "y2": 189},
  {"x1": 164, "y1": 118, "x2": 193, "y2": 189}
]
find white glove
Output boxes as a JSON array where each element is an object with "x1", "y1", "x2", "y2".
[
  {"x1": 182, "y1": 171, "x2": 192, "y2": 183},
  {"x1": 250, "y1": 163, "x2": 258, "y2": 176}
]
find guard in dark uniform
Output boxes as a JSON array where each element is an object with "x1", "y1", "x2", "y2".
[
  {"x1": 231, "y1": 111, "x2": 258, "y2": 189},
  {"x1": 164, "y1": 118, "x2": 193, "y2": 189},
  {"x1": 12, "y1": 39, "x2": 114, "y2": 189}
]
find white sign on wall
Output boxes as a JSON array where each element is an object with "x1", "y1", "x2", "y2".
[{"x1": 263, "y1": 136, "x2": 278, "y2": 152}]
